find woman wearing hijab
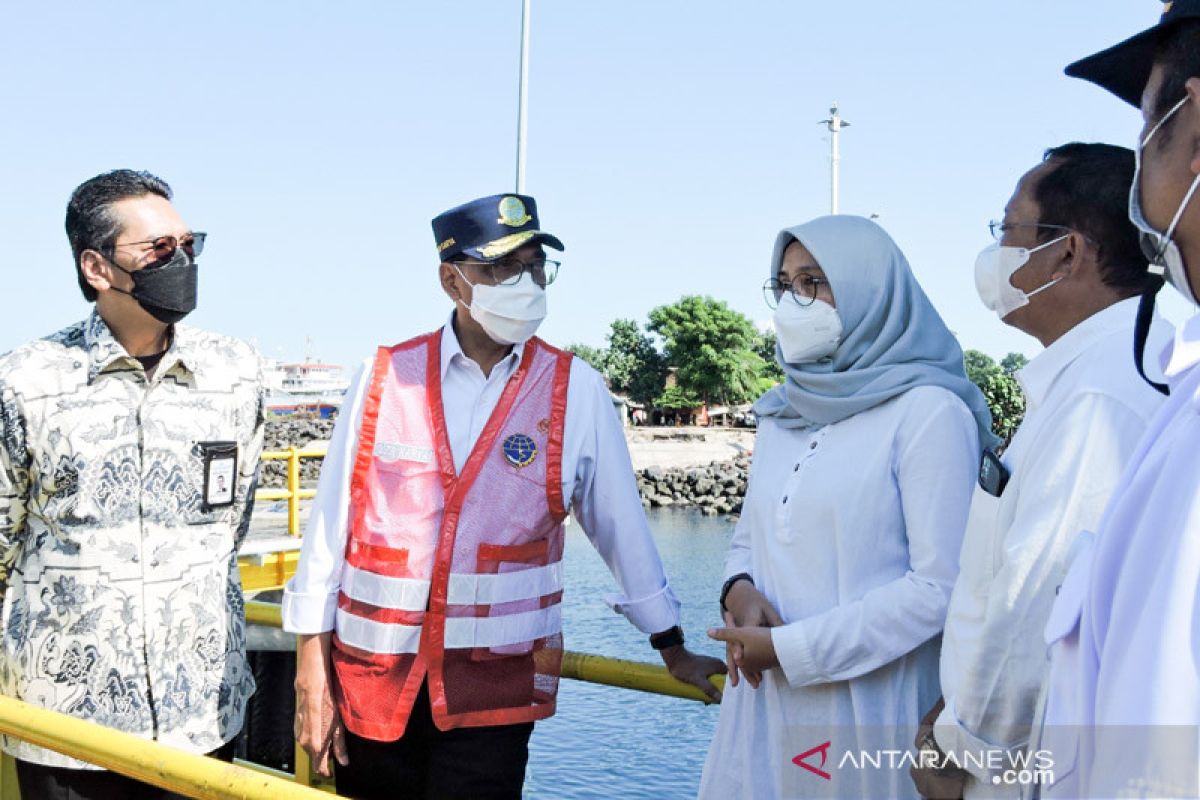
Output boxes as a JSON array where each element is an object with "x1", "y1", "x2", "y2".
[{"x1": 699, "y1": 216, "x2": 995, "y2": 799}]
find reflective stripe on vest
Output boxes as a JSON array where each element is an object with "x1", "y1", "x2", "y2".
[
  {"x1": 336, "y1": 604, "x2": 562, "y2": 654},
  {"x1": 342, "y1": 561, "x2": 565, "y2": 611}
]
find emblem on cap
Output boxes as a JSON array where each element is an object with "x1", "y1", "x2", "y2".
[
  {"x1": 498, "y1": 196, "x2": 532, "y2": 227},
  {"x1": 502, "y1": 433, "x2": 538, "y2": 468}
]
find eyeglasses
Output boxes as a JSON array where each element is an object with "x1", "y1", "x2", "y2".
[
  {"x1": 464, "y1": 256, "x2": 560, "y2": 287},
  {"x1": 762, "y1": 275, "x2": 828, "y2": 309},
  {"x1": 988, "y1": 220, "x2": 1071, "y2": 243},
  {"x1": 108, "y1": 232, "x2": 207, "y2": 265}
]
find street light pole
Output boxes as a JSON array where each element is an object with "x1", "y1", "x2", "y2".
[
  {"x1": 819, "y1": 103, "x2": 849, "y2": 214},
  {"x1": 515, "y1": 0, "x2": 532, "y2": 193}
]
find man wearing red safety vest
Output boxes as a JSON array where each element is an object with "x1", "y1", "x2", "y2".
[{"x1": 283, "y1": 193, "x2": 724, "y2": 799}]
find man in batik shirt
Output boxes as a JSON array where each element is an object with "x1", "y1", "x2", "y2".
[{"x1": 0, "y1": 169, "x2": 265, "y2": 799}]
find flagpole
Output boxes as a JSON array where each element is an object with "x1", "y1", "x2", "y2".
[{"x1": 515, "y1": 0, "x2": 532, "y2": 193}]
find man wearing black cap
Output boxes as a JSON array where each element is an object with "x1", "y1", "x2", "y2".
[
  {"x1": 283, "y1": 193, "x2": 724, "y2": 798},
  {"x1": 1028, "y1": 5, "x2": 1200, "y2": 797}
]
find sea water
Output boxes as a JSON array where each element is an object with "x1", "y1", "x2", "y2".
[{"x1": 526, "y1": 508, "x2": 734, "y2": 799}]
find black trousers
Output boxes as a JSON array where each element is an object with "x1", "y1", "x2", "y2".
[
  {"x1": 15, "y1": 739, "x2": 237, "y2": 800},
  {"x1": 335, "y1": 683, "x2": 535, "y2": 800}
]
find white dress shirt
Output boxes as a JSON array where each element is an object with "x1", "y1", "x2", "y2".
[
  {"x1": 282, "y1": 318, "x2": 680, "y2": 638},
  {"x1": 699, "y1": 385, "x2": 979, "y2": 800},
  {"x1": 1038, "y1": 309, "x2": 1200, "y2": 799},
  {"x1": 935, "y1": 299, "x2": 1170, "y2": 798}
]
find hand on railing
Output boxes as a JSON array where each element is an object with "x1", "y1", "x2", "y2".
[
  {"x1": 294, "y1": 633, "x2": 348, "y2": 778},
  {"x1": 659, "y1": 645, "x2": 726, "y2": 704}
]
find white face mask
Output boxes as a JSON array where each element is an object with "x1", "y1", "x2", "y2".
[
  {"x1": 1130, "y1": 95, "x2": 1200, "y2": 305},
  {"x1": 773, "y1": 295, "x2": 843, "y2": 364},
  {"x1": 973, "y1": 235, "x2": 1068, "y2": 319},
  {"x1": 454, "y1": 265, "x2": 547, "y2": 345}
]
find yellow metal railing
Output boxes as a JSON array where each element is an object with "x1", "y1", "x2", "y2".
[
  {"x1": 239, "y1": 548, "x2": 301, "y2": 593},
  {"x1": 0, "y1": 695, "x2": 327, "y2": 800},
  {"x1": 0, "y1": 601, "x2": 722, "y2": 799},
  {"x1": 255, "y1": 448, "x2": 325, "y2": 536}
]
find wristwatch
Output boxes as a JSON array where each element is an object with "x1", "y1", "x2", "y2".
[
  {"x1": 719, "y1": 572, "x2": 754, "y2": 612},
  {"x1": 649, "y1": 625, "x2": 685, "y2": 650}
]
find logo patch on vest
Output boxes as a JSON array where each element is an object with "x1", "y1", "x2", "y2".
[
  {"x1": 502, "y1": 433, "x2": 538, "y2": 468},
  {"x1": 375, "y1": 441, "x2": 434, "y2": 464}
]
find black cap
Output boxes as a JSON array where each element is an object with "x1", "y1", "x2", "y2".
[
  {"x1": 1066, "y1": 0, "x2": 1200, "y2": 107},
  {"x1": 431, "y1": 193, "x2": 564, "y2": 262}
]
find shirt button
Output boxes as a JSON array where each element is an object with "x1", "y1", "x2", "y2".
[
  {"x1": 782, "y1": 496, "x2": 788, "y2": 504},
  {"x1": 810, "y1": 441, "x2": 818, "y2": 450},
  {"x1": 793, "y1": 463, "x2": 800, "y2": 472}
]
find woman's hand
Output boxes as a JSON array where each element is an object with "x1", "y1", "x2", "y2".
[
  {"x1": 720, "y1": 580, "x2": 784, "y2": 687},
  {"x1": 707, "y1": 625, "x2": 781, "y2": 687}
]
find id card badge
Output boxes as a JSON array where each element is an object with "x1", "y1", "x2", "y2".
[
  {"x1": 198, "y1": 441, "x2": 238, "y2": 510},
  {"x1": 978, "y1": 448, "x2": 1010, "y2": 497}
]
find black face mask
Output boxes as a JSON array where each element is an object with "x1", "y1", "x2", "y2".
[{"x1": 108, "y1": 247, "x2": 198, "y2": 324}]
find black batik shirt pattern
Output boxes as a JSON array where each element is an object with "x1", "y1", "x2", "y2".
[{"x1": 0, "y1": 311, "x2": 265, "y2": 768}]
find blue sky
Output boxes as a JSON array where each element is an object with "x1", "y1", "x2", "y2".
[{"x1": 1, "y1": 1, "x2": 1192, "y2": 369}]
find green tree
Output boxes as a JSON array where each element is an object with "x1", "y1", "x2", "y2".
[
  {"x1": 603, "y1": 319, "x2": 668, "y2": 406},
  {"x1": 654, "y1": 383, "x2": 700, "y2": 410},
  {"x1": 963, "y1": 349, "x2": 1026, "y2": 444},
  {"x1": 1000, "y1": 352, "x2": 1029, "y2": 375},
  {"x1": 565, "y1": 343, "x2": 606, "y2": 372},
  {"x1": 648, "y1": 296, "x2": 765, "y2": 406},
  {"x1": 755, "y1": 329, "x2": 785, "y2": 384}
]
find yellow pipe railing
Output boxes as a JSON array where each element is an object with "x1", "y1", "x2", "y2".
[
  {"x1": 0, "y1": 695, "x2": 327, "y2": 800},
  {"x1": 255, "y1": 448, "x2": 325, "y2": 536},
  {"x1": 560, "y1": 650, "x2": 724, "y2": 703},
  {"x1": 244, "y1": 602, "x2": 725, "y2": 703},
  {"x1": 0, "y1": 449, "x2": 726, "y2": 799}
]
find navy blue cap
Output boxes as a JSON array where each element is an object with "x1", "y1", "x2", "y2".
[
  {"x1": 1066, "y1": 0, "x2": 1200, "y2": 107},
  {"x1": 431, "y1": 193, "x2": 564, "y2": 262}
]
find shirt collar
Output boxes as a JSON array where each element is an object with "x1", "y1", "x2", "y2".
[
  {"x1": 440, "y1": 311, "x2": 523, "y2": 381},
  {"x1": 1161, "y1": 307, "x2": 1200, "y2": 379},
  {"x1": 84, "y1": 308, "x2": 202, "y2": 386},
  {"x1": 1017, "y1": 297, "x2": 1142, "y2": 409}
]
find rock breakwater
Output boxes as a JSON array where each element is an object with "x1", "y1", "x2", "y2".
[{"x1": 262, "y1": 419, "x2": 751, "y2": 519}]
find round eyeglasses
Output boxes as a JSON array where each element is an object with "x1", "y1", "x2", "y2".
[{"x1": 763, "y1": 275, "x2": 827, "y2": 309}]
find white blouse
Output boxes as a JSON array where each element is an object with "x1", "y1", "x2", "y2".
[{"x1": 700, "y1": 385, "x2": 980, "y2": 800}]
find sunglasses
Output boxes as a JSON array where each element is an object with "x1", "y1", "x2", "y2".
[{"x1": 108, "y1": 232, "x2": 207, "y2": 265}]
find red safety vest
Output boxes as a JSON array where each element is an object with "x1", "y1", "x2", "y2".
[{"x1": 332, "y1": 330, "x2": 572, "y2": 740}]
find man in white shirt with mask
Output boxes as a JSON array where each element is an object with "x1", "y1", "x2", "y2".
[
  {"x1": 911, "y1": 143, "x2": 1170, "y2": 799},
  {"x1": 281, "y1": 193, "x2": 723, "y2": 799},
  {"x1": 1028, "y1": 5, "x2": 1200, "y2": 797}
]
